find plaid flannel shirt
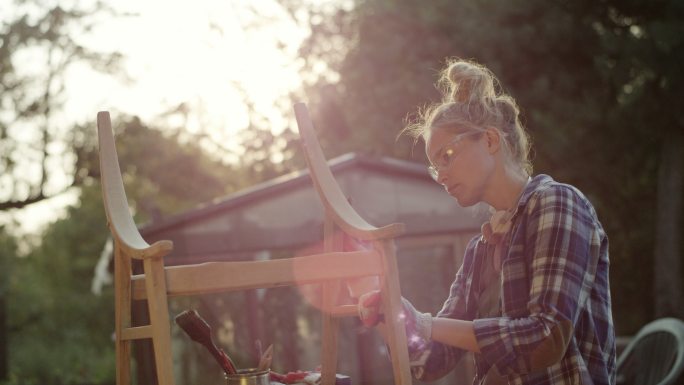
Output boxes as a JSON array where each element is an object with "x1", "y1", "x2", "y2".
[{"x1": 410, "y1": 174, "x2": 616, "y2": 385}]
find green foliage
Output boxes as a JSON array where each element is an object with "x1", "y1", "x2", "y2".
[
  {"x1": 72, "y1": 115, "x2": 237, "y2": 221},
  {"x1": 0, "y1": 227, "x2": 17, "y2": 382},
  {"x1": 235, "y1": 124, "x2": 307, "y2": 187},
  {"x1": 110, "y1": 117, "x2": 233, "y2": 220},
  {"x1": 0, "y1": 227, "x2": 16, "y2": 295},
  {"x1": 3, "y1": 116, "x2": 239, "y2": 383},
  {"x1": 6, "y1": 185, "x2": 115, "y2": 384}
]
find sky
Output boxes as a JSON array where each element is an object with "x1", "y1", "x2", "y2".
[
  {"x1": 5, "y1": 0, "x2": 337, "y2": 235},
  {"x1": 71, "y1": 0, "x2": 309, "y2": 141}
]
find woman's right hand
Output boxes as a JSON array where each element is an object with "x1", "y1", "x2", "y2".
[
  {"x1": 358, "y1": 290, "x2": 383, "y2": 327},
  {"x1": 358, "y1": 290, "x2": 434, "y2": 348}
]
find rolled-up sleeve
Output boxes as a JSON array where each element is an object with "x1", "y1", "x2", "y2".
[
  {"x1": 410, "y1": 237, "x2": 479, "y2": 381},
  {"x1": 473, "y1": 185, "x2": 599, "y2": 375}
]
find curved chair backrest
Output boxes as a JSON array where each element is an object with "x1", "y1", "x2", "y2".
[
  {"x1": 293, "y1": 103, "x2": 411, "y2": 385},
  {"x1": 617, "y1": 317, "x2": 684, "y2": 385},
  {"x1": 97, "y1": 111, "x2": 151, "y2": 253},
  {"x1": 293, "y1": 103, "x2": 404, "y2": 241}
]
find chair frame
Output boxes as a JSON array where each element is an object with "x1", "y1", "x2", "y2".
[
  {"x1": 97, "y1": 107, "x2": 412, "y2": 385},
  {"x1": 616, "y1": 317, "x2": 684, "y2": 385}
]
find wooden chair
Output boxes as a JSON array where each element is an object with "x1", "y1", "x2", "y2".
[{"x1": 97, "y1": 109, "x2": 412, "y2": 385}]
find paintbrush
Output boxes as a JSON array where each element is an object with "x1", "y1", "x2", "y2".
[
  {"x1": 257, "y1": 344, "x2": 273, "y2": 371},
  {"x1": 175, "y1": 309, "x2": 238, "y2": 375}
]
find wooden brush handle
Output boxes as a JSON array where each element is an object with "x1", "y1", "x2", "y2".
[
  {"x1": 209, "y1": 346, "x2": 238, "y2": 375},
  {"x1": 175, "y1": 310, "x2": 238, "y2": 375}
]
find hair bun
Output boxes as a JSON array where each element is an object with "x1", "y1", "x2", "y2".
[
  {"x1": 401, "y1": 58, "x2": 532, "y2": 176},
  {"x1": 442, "y1": 60, "x2": 497, "y2": 104}
]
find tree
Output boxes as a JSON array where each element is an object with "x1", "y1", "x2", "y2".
[
  {"x1": 1, "y1": 3, "x2": 124, "y2": 380},
  {"x1": 599, "y1": 0, "x2": 684, "y2": 321},
  {"x1": 0, "y1": 1, "x2": 121, "y2": 211},
  {"x1": 0, "y1": 228, "x2": 17, "y2": 382},
  {"x1": 92, "y1": 116, "x2": 232, "y2": 219},
  {"x1": 6, "y1": 184, "x2": 115, "y2": 384},
  {"x1": 5, "y1": 116, "x2": 234, "y2": 384},
  {"x1": 293, "y1": 0, "x2": 683, "y2": 332}
]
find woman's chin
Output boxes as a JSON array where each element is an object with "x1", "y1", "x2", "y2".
[{"x1": 452, "y1": 192, "x2": 478, "y2": 207}]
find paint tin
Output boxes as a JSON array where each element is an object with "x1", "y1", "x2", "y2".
[{"x1": 225, "y1": 368, "x2": 270, "y2": 385}]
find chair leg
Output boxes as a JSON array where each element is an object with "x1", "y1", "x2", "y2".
[
  {"x1": 115, "y1": 339, "x2": 132, "y2": 385},
  {"x1": 320, "y1": 281, "x2": 340, "y2": 385},
  {"x1": 115, "y1": 246, "x2": 132, "y2": 385},
  {"x1": 320, "y1": 214, "x2": 342, "y2": 385},
  {"x1": 377, "y1": 241, "x2": 412, "y2": 385},
  {"x1": 144, "y1": 257, "x2": 176, "y2": 385}
]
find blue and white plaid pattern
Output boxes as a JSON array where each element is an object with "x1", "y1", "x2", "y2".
[{"x1": 410, "y1": 174, "x2": 616, "y2": 385}]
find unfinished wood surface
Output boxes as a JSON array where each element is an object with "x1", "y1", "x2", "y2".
[
  {"x1": 114, "y1": 244, "x2": 133, "y2": 385},
  {"x1": 144, "y1": 257, "x2": 175, "y2": 385},
  {"x1": 375, "y1": 240, "x2": 412, "y2": 385},
  {"x1": 294, "y1": 103, "x2": 406, "y2": 241},
  {"x1": 98, "y1": 112, "x2": 173, "y2": 260},
  {"x1": 294, "y1": 103, "x2": 412, "y2": 385},
  {"x1": 129, "y1": 250, "x2": 384, "y2": 300},
  {"x1": 321, "y1": 281, "x2": 341, "y2": 385},
  {"x1": 120, "y1": 325, "x2": 152, "y2": 341},
  {"x1": 99, "y1": 111, "x2": 178, "y2": 385},
  {"x1": 320, "y1": 213, "x2": 341, "y2": 385}
]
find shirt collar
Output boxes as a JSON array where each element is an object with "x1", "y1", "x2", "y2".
[{"x1": 516, "y1": 174, "x2": 554, "y2": 210}]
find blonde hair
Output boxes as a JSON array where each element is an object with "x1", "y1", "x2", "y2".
[{"x1": 403, "y1": 58, "x2": 533, "y2": 176}]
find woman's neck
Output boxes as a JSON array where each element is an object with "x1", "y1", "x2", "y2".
[{"x1": 485, "y1": 167, "x2": 529, "y2": 211}]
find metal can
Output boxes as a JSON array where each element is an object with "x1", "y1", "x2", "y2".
[{"x1": 225, "y1": 368, "x2": 270, "y2": 385}]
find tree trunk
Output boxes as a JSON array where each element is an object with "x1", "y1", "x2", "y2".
[
  {"x1": 0, "y1": 294, "x2": 7, "y2": 381},
  {"x1": 654, "y1": 129, "x2": 684, "y2": 319}
]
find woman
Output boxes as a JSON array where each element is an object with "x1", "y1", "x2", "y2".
[{"x1": 358, "y1": 59, "x2": 616, "y2": 384}]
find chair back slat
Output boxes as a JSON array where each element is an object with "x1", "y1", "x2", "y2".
[
  {"x1": 130, "y1": 250, "x2": 384, "y2": 300},
  {"x1": 97, "y1": 111, "x2": 150, "y2": 251}
]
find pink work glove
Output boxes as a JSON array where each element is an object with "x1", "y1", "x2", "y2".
[{"x1": 357, "y1": 290, "x2": 433, "y2": 347}]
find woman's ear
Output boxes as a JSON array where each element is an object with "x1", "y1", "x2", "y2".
[{"x1": 484, "y1": 126, "x2": 502, "y2": 154}]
